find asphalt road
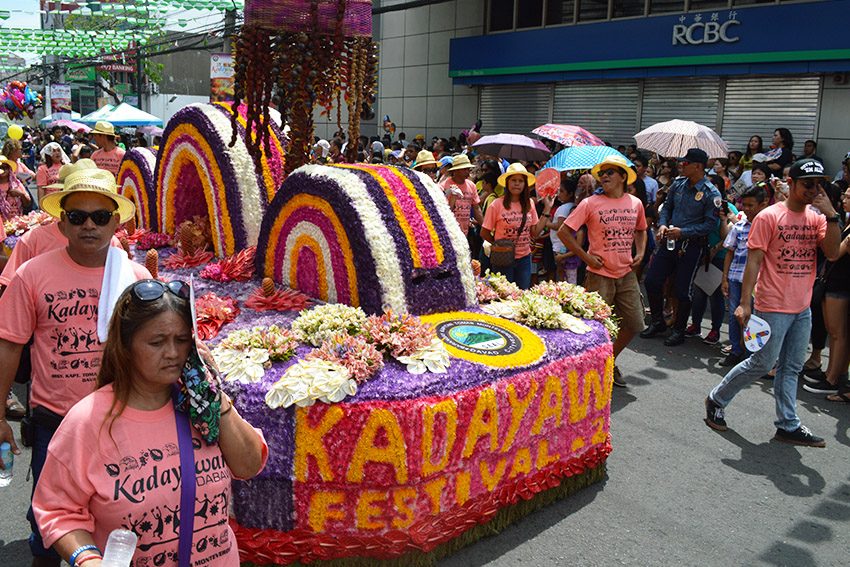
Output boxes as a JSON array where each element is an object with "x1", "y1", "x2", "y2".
[{"x1": 1, "y1": 325, "x2": 848, "y2": 567}]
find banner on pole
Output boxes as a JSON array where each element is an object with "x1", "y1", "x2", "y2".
[
  {"x1": 210, "y1": 53, "x2": 234, "y2": 102},
  {"x1": 50, "y1": 83, "x2": 72, "y2": 119}
]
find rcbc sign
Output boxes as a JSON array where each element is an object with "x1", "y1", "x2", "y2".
[{"x1": 672, "y1": 12, "x2": 741, "y2": 46}]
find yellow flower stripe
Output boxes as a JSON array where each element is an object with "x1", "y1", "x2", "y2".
[
  {"x1": 419, "y1": 311, "x2": 546, "y2": 369},
  {"x1": 335, "y1": 164, "x2": 425, "y2": 268},
  {"x1": 265, "y1": 193, "x2": 359, "y2": 306},
  {"x1": 290, "y1": 233, "x2": 329, "y2": 302},
  {"x1": 158, "y1": 123, "x2": 236, "y2": 255},
  {"x1": 117, "y1": 160, "x2": 150, "y2": 227}
]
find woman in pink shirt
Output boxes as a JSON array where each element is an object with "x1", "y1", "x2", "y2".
[
  {"x1": 480, "y1": 163, "x2": 553, "y2": 289},
  {"x1": 33, "y1": 280, "x2": 267, "y2": 567},
  {"x1": 36, "y1": 142, "x2": 69, "y2": 202},
  {"x1": 0, "y1": 156, "x2": 31, "y2": 221}
]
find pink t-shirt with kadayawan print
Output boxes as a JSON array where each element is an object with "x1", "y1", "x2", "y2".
[
  {"x1": 92, "y1": 146, "x2": 126, "y2": 177},
  {"x1": 33, "y1": 385, "x2": 268, "y2": 567},
  {"x1": 441, "y1": 177, "x2": 480, "y2": 233},
  {"x1": 482, "y1": 198, "x2": 539, "y2": 259},
  {"x1": 565, "y1": 193, "x2": 647, "y2": 279},
  {"x1": 748, "y1": 202, "x2": 827, "y2": 314},
  {"x1": 0, "y1": 248, "x2": 150, "y2": 415}
]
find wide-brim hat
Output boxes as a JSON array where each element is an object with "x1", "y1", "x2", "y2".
[
  {"x1": 43, "y1": 158, "x2": 98, "y2": 190},
  {"x1": 448, "y1": 154, "x2": 474, "y2": 171},
  {"x1": 412, "y1": 150, "x2": 438, "y2": 170},
  {"x1": 41, "y1": 168, "x2": 136, "y2": 223},
  {"x1": 498, "y1": 162, "x2": 536, "y2": 188},
  {"x1": 91, "y1": 121, "x2": 116, "y2": 137},
  {"x1": 591, "y1": 155, "x2": 637, "y2": 185},
  {"x1": 0, "y1": 155, "x2": 17, "y2": 173}
]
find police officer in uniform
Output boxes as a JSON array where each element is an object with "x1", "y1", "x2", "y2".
[{"x1": 641, "y1": 148, "x2": 722, "y2": 346}]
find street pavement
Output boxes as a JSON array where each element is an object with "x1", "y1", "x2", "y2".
[{"x1": 1, "y1": 325, "x2": 848, "y2": 566}]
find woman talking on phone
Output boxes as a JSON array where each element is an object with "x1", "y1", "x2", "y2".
[{"x1": 33, "y1": 280, "x2": 267, "y2": 567}]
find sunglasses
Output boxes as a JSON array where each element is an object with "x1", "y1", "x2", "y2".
[
  {"x1": 62, "y1": 209, "x2": 118, "y2": 226},
  {"x1": 131, "y1": 279, "x2": 191, "y2": 302},
  {"x1": 598, "y1": 168, "x2": 623, "y2": 177}
]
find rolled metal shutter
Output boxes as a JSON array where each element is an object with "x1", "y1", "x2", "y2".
[
  {"x1": 720, "y1": 75, "x2": 821, "y2": 154},
  {"x1": 640, "y1": 77, "x2": 721, "y2": 132},
  {"x1": 552, "y1": 80, "x2": 640, "y2": 147},
  {"x1": 478, "y1": 84, "x2": 553, "y2": 135}
]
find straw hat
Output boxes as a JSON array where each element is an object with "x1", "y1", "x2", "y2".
[
  {"x1": 43, "y1": 158, "x2": 98, "y2": 191},
  {"x1": 448, "y1": 154, "x2": 474, "y2": 171},
  {"x1": 0, "y1": 155, "x2": 18, "y2": 173},
  {"x1": 591, "y1": 155, "x2": 637, "y2": 185},
  {"x1": 91, "y1": 121, "x2": 116, "y2": 137},
  {"x1": 41, "y1": 168, "x2": 136, "y2": 223},
  {"x1": 412, "y1": 150, "x2": 438, "y2": 170},
  {"x1": 498, "y1": 162, "x2": 536, "y2": 188}
]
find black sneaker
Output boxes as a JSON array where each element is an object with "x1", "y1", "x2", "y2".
[
  {"x1": 612, "y1": 366, "x2": 626, "y2": 388},
  {"x1": 664, "y1": 330, "x2": 686, "y2": 346},
  {"x1": 640, "y1": 321, "x2": 667, "y2": 339},
  {"x1": 800, "y1": 368, "x2": 826, "y2": 384},
  {"x1": 719, "y1": 352, "x2": 746, "y2": 367},
  {"x1": 704, "y1": 397, "x2": 728, "y2": 431},
  {"x1": 773, "y1": 425, "x2": 826, "y2": 448},
  {"x1": 802, "y1": 378, "x2": 838, "y2": 395}
]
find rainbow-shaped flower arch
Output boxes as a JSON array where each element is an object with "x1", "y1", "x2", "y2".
[{"x1": 117, "y1": 147, "x2": 157, "y2": 230}]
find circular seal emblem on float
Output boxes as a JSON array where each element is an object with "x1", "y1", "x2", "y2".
[{"x1": 420, "y1": 311, "x2": 546, "y2": 368}]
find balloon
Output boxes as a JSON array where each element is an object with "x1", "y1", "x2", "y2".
[{"x1": 8, "y1": 124, "x2": 23, "y2": 140}]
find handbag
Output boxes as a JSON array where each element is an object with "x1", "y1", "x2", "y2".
[{"x1": 489, "y1": 211, "x2": 527, "y2": 270}]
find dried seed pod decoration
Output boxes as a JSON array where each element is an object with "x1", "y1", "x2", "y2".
[
  {"x1": 179, "y1": 222, "x2": 198, "y2": 256},
  {"x1": 146, "y1": 249, "x2": 159, "y2": 280},
  {"x1": 262, "y1": 277, "x2": 276, "y2": 297},
  {"x1": 124, "y1": 217, "x2": 137, "y2": 235}
]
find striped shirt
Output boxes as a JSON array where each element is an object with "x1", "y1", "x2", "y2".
[{"x1": 723, "y1": 217, "x2": 751, "y2": 283}]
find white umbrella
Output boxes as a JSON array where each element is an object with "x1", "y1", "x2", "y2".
[{"x1": 634, "y1": 119, "x2": 729, "y2": 159}]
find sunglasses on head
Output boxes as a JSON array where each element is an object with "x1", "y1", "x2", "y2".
[
  {"x1": 130, "y1": 279, "x2": 191, "y2": 303},
  {"x1": 598, "y1": 168, "x2": 622, "y2": 177},
  {"x1": 62, "y1": 209, "x2": 118, "y2": 226}
]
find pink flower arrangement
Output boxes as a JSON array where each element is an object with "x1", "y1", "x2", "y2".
[
  {"x1": 362, "y1": 310, "x2": 436, "y2": 358},
  {"x1": 162, "y1": 247, "x2": 215, "y2": 269},
  {"x1": 475, "y1": 280, "x2": 500, "y2": 303},
  {"x1": 136, "y1": 231, "x2": 173, "y2": 250},
  {"x1": 307, "y1": 334, "x2": 384, "y2": 382},
  {"x1": 199, "y1": 246, "x2": 256, "y2": 282},
  {"x1": 194, "y1": 293, "x2": 240, "y2": 340}
]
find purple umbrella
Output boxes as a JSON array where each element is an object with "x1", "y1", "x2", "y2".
[
  {"x1": 472, "y1": 133, "x2": 551, "y2": 162},
  {"x1": 48, "y1": 119, "x2": 90, "y2": 132}
]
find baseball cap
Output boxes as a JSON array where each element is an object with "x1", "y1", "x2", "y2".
[
  {"x1": 789, "y1": 158, "x2": 828, "y2": 180},
  {"x1": 678, "y1": 148, "x2": 709, "y2": 165}
]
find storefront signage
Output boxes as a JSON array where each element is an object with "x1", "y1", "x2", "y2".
[{"x1": 672, "y1": 12, "x2": 740, "y2": 46}]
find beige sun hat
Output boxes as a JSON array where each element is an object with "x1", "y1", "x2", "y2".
[
  {"x1": 448, "y1": 154, "x2": 474, "y2": 171},
  {"x1": 43, "y1": 158, "x2": 99, "y2": 191},
  {"x1": 497, "y1": 162, "x2": 536, "y2": 188},
  {"x1": 91, "y1": 121, "x2": 116, "y2": 137},
  {"x1": 412, "y1": 150, "x2": 438, "y2": 170},
  {"x1": 41, "y1": 168, "x2": 136, "y2": 223},
  {"x1": 591, "y1": 154, "x2": 637, "y2": 185}
]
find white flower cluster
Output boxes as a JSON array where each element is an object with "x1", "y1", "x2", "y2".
[
  {"x1": 213, "y1": 347, "x2": 270, "y2": 383},
  {"x1": 395, "y1": 338, "x2": 451, "y2": 374},
  {"x1": 265, "y1": 359, "x2": 357, "y2": 409},
  {"x1": 290, "y1": 303, "x2": 368, "y2": 347}
]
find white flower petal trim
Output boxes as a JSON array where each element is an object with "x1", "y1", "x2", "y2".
[
  {"x1": 558, "y1": 313, "x2": 592, "y2": 334},
  {"x1": 282, "y1": 220, "x2": 337, "y2": 303},
  {"x1": 213, "y1": 347, "x2": 269, "y2": 383},
  {"x1": 395, "y1": 338, "x2": 450, "y2": 375},
  {"x1": 480, "y1": 300, "x2": 521, "y2": 319},
  {"x1": 265, "y1": 359, "x2": 357, "y2": 409}
]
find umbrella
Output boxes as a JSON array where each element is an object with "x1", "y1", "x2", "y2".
[
  {"x1": 137, "y1": 125, "x2": 164, "y2": 136},
  {"x1": 532, "y1": 124, "x2": 605, "y2": 147},
  {"x1": 544, "y1": 145, "x2": 633, "y2": 172},
  {"x1": 48, "y1": 119, "x2": 90, "y2": 132},
  {"x1": 634, "y1": 119, "x2": 728, "y2": 159},
  {"x1": 472, "y1": 133, "x2": 551, "y2": 162}
]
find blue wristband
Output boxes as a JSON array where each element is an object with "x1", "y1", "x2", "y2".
[{"x1": 70, "y1": 544, "x2": 101, "y2": 567}]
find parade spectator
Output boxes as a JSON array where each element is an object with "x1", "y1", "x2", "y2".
[
  {"x1": 91, "y1": 121, "x2": 126, "y2": 178},
  {"x1": 441, "y1": 154, "x2": 483, "y2": 235},
  {"x1": 32, "y1": 280, "x2": 267, "y2": 567},
  {"x1": 0, "y1": 169, "x2": 150, "y2": 565},
  {"x1": 559, "y1": 155, "x2": 647, "y2": 387},
  {"x1": 312, "y1": 139, "x2": 331, "y2": 164},
  {"x1": 801, "y1": 139, "x2": 823, "y2": 163},
  {"x1": 634, "y1": 154, "x2": 659, "y2": 205},
  {"x1": 36, "y1": 142, "x2": 70, "y2": 202},
  {"x1": 3, "y1": 139, "x2": 35, "y2": 185},
  {"x1": 727, "y1": 151, "x2": 743, "y2": 182},
  {"x1": 710, "y1": 158, "x2": 732, "y2": 192},
  {"x1": 480, "y1": 163, "x2": 553, "y2": 289},
  {"x1": 740, "y1": 135, "x2": 764, "y2": 171},
  {"x1": 0, "y1": 155, "x2": 31, "y2": 221},
  {"x1": 765, "y1": 128, "x2": 794, "y2": 174},
  {"x1": 641, "y1": 148, "x2": 722, "y2": 346},
  {"x1": 720, "y1": 184, "x2": 769, "y2": 367},
  {"x1": 412, "y1": 149, "x2": 438, "y2": 181},
  {"x1": 705, "y1": 159, "x2": 841, "y2": 447},
  {"x1": 548, "y1": 178, "x2": 581, "y2": 283}
]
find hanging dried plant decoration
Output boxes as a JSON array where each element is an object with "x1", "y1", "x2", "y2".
[{"x1": 231, "y1": 0, "x2": 377, "y2": 174}]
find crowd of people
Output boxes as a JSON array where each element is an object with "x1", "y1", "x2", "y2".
[{"x1": 0, "y1": 117, "x2": 849, "y2": 566}]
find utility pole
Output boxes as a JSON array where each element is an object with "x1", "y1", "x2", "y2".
[{"x1": 224, "y1": 8, "x2": 237, "y2": 53}]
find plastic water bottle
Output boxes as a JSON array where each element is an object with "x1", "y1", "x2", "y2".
[
  {"x1": 666, "y1": 238, "x2": 676, "y2": 251},
  {"x1": 0, "y1": 442, "x2": 12, "y2": 487},
  {"x1": 101, "y1": 529, "x2": 138, "y2": 566}
]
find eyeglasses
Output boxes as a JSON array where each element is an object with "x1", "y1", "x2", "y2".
[
  {"x1": 62, "y1": 209, "x2": 118, "y2": 226},
  {"x1": 598, "y1": 168, "x2": 622, "y2": 177},
  {"x1": 130, "y1": 279, "x2": 191, "y2": 303}
]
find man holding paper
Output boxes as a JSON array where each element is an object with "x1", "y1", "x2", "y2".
[{"x1": 704, "y1": 159, "x2": 841, "y2": 448}]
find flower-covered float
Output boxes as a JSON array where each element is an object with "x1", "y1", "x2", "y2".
[
  {"x1": 139, "y1": 160, "x2": 615, "y2": 565},
  {"x1": 117, "y1": 147, "x2": 158, "y2": 230}
]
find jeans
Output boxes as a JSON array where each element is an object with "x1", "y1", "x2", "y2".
[
  {"x1": 726, "y1": 281, "x2": 744, "y2": 356},
  {"x1": 498, "y1": 254, "x2": 532, "y2": 290},
  {"x1": 709, "y1": 308, "x2": 811, "y2": 432},
  {"x1": 27, "y1": 420, "x2": 61, "y2": 559}
]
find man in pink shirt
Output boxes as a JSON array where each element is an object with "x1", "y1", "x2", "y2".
[
  {"x1": 90, "y1": 121, "x2": 126, "y2": 177},
  {"x1": 440, "y1": 154, "x2": 483, "y2": 235},
  {"x1": 558, "y1": 155, "x2": 647, "y2": 388},
  {"x1": 0, "y1": 169, "x2": 149, "y2": 566},
  {"x1": 705, "y1": 159, "x2": 841, "y2": 448}
]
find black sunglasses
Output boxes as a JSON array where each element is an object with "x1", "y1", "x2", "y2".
[
  {"x1": 598, "y1": 168, "x2": 623, "y2": 177},
  {"x1": 131, "y1": 279, "x2": 191, "y2": 302},
  {"x1": 62, "y1": 209, "x2": 117, "y2": 226}
]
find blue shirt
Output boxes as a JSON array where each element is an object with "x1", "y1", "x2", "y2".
[
  {"x1": 658, "y1": 176, "x2": 721, "y2": 239},
  {"x1": 723, "y1": 217, "x2": 751, "y2": 283}
]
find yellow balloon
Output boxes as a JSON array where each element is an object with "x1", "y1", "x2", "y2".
[{"x1": 8, "y1": 124, "x2": 23, "y2": 140}]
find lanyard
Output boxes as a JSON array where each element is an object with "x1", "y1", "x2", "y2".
[{"x1": 173, "y1": 388, "x2": 196, "y2": 567}]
